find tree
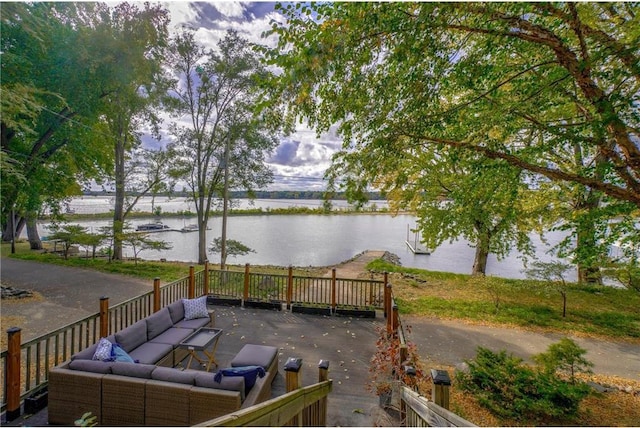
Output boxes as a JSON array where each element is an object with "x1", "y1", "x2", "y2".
[
  {"x1": 76, "y1": 229, "x2": 109, "y2": 259},
  {"x1": 1, "y1": 3, "x2": 115, "y2": 244},
  {"x1": 525, "y1": 261, "x2": 574, "y2": 317},
  {"x1": 166, "y1": 30, "x2": 279, "y2": 265},
  {"x1": 119, "y1": 230, "x2": 172, "y2": 266},
  {"x1": 47, "y1": 224, "x2": 87, "y2": 260},
  {"x1": 268, "y1": 2, "x2": 639, "y2": 281},
  {"x1": 209, "y1": 237, "x2": 255, "y2": 259},
  {"x1": 328, "y1": 140, "x2": 540, "y2": 275},
  {"x1": 82, "y1": 2, "x2": 171, "y2": 261}
]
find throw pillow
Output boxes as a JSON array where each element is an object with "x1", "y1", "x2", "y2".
[
  {"x1": 182, "y1": 296, "x2": 208, "y2": 320},
  {"x1": 214, "y1": 365, "x2": 265, "y2": 395},
  {"x1": 110, "y1": 343, "x2": 136, "y2": 363},
  {"x1": 92, "y1": 337, "x2": 113, "y2": 361}
]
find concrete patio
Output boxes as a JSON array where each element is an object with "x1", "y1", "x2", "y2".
[{"x1": 5, "y1": 304, "x2": 393, "y2": 427}]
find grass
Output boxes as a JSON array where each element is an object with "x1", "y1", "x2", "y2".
[{"x1": 367, "y1": 260, "x2": 640, "y2": 343}]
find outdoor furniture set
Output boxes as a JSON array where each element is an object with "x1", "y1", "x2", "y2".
[{"x1": 48, "y1": 297, "x2": 278, "y2": 426}]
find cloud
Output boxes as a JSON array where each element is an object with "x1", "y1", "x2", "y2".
[{"x1": 157, "y1": 2, "x2": 341, "y2": 190}]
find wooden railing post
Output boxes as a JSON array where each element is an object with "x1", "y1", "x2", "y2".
[
  {"x1": 100, "y1": 296, "x2": 109, "y2": 337},
  {"x1": 243, "y1": 263, "x2": 250, "y2": 302},
  {"x1": 6, "y1": 327, "x2": 22, "y2": 421},
  {"x1": 318, "y1": 360, "x2": 330, "y2": 426},
  {"x1": 188, "y1": 266, "x2": 195, "y2": 299},
  {"x1": 383, "y1": 272, "x2": 389, "y2": 315},
  {"x1": 318, "y1": 359, "x2": 330, "y2": 382},
  {"x1": 285, "y1": 357, "x2": 303, "y2": 392},
  {"x1": 287, "y1": 266, "x2": 293, "y2": 309},
  {"x1": 285, "y1": 357, "x2": 303, "y2": 426},
  {"x1": 386, "y1": 284, "x2": 393, "y2": 335},
  {"x1": 331, "y1": 268, "x2": 337, "y2": 312},
  {"x1": 153, "y1": 278, "x2": 161, "y2": 312},
  {"x1": 392, "y1": 302, "x2": 399, "y2": 333},
  {"x1": 203, "y1": 261, "x2": 210, "y2": 296},
  {"x1": 431, "y1": 369, "x2": 452, "y2": 410}
]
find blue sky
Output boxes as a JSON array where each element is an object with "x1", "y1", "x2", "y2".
[{"x1": 155, "y1": 1, "x2": 341, "y2": 191}]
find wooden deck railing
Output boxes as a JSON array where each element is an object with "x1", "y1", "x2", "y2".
[
  {"x1": 401, "y1": 387, "x2": 476, "y2": 427},
  {"x1": 1, "y1": 266, "x2": 206, "y2": 418},
  {"x1": 208, "y1": 265, "x2": 386, "y2": 310},
  {"x1": 202, "y1": 360, "x2": 332, "y2": 427}
]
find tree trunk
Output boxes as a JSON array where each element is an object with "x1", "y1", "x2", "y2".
[
  {"x1": 26, "y1": 212, "x2": 42, "y2": 250},
  {"x1": 472, "y1": 244, "x2": 489, "y2": 276},
  {"x1": 197, "y1": 192, "x2": 208, "y2": 265},
  {"x1": 472, "y1": 232, "x2": 491, "y2": 276},
  {"x1": 2, "y1": 213, "x2": 25, "y2": 242},
  {"x1": 112, "y1": 131, "x2": 126, "y2": 261}
]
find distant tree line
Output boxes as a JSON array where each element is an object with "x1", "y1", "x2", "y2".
[{"x1": 82, "y1": 190, "x2": 385, "y2": 200}]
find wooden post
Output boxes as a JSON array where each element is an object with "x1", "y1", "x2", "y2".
[
  {"x1": 287, "y1": 266, "x2": 293, "y2": 309},
  {"x1": 386, "y1": 284, "x2": 393, "y2": 335},
  {"x1": 318, "y1": 360, "x2": 330, "y2": 426},
  {"x1": 6, "y1": 327, "x2": 21, "y2": 421},
  {"x1": 285, "y1": 357, "x2": 303, "y2": 392},
  {"x1": 100, "y1": 296, "x2": 109, "y2": 338},
  {"x1": 392, "y1": 302, "x2": 399, "y2": 334},
  {"x1": 243, "y1": 263, "x2": 250, "y2": 302},
  {"x1": 153, "y1": 278, "x2": 161, "y2": 312},
  {"x1": 318, "y1": 359, "x2": 330, "y2": 382},
  {"x1": 383, "y1": 272, "x2": 389, "y2": 315},
  {"x1": 431, "y1": 369, "x2": 451, "y2": 410},
  {"x1": 285, "y1": 357, "x2": 303, "y2": 426},
  {"x1": 188, "y1": 266, "x2": 195, "y2": 299},
  {"x1": 331, "y1": 268, "x2": 337, "y2": 312},
  {"x1": 203, "y1": 261, "x2": 210, "y2": 296}
]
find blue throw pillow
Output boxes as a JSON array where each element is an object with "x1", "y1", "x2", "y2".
[
  {"x1": 214, "y1": 365, "x2": 265, "y2": 394},
  {"x1": 110, "y1": 343, "x2": 136, "y2": 363}
]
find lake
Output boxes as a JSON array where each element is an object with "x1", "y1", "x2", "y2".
[{"x1": 28, "y1": 197, "x2": 574, "y2": 280}]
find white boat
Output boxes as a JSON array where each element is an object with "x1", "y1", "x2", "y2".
[{"x1": 180, "y1": 224, "x2": 199, "y2": 233}]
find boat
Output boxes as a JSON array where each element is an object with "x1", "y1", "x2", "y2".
[
  {"x1": 180, "y1": 224, "x2": 199, "y2": 233},
  {"x1": 136, "y1": 222, "x2": 170, "y2": 232}
]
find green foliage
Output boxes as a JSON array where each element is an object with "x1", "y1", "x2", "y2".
[
  {"x1": 47, "y1": 224, "x2": 89, "y2": 260},
  {"x1": 534, "y1": 338, "x2": 593, "y2": 381},
  {"x1": 166, "y1": 29, "x2": 280, "y2": 263},
  {"x1": 118, "y1": 230, "x2": 172, "y2": 266},
  {"x1": 209, "y1": 238, "x2": 255, "y2": 258},
  {"x1": 457, "y1": 345, "x2": 591, "y2": 422},
  {"x1": 268, "y1": 1, "x2": 639, "y2": 284}
]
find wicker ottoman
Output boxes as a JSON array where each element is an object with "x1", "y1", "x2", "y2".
[{"x1": 231, "y1": 344, "x2": 279, "y2": 404}]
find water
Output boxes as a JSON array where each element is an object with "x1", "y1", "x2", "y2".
[{"x1": 28, "y1": 196, "x2": 573, "y2": 280}]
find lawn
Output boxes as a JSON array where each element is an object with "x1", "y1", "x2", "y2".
[{"x1": 366, "y1": 259, "x2": 640, "y2": 343}]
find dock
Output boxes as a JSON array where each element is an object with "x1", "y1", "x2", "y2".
[{"x1": 406, "y1": 224, "x2": 431, "y2": 254}]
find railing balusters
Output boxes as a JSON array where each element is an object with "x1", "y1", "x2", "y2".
[{"x1": 2, "y1": 266, "x2": 384, "y2": 415}]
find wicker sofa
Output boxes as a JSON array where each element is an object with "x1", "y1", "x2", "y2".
[{"x1": 48, "y1": 299, "x2": 279, "y2": 426}]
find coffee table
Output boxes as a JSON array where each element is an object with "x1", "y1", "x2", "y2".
[{"x1": 178, "y1": 327, "x2": 223, "y2": 372}]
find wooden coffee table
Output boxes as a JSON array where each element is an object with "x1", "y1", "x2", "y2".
[{"x1": 178, "y1": 327, "x2": 223, "y2": 372}]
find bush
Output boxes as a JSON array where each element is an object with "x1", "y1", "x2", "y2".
[{"x1": 457, "y1": 344, "x2": 591, "y2": 423}]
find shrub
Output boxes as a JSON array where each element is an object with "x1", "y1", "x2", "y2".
[
  {"x1": 533, "y1": 337, "x2": 593, "y2": 382},
  {"x1": 457, "y1": 344, "x2": 591, "y2": 423}
]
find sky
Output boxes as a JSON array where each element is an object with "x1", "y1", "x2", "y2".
[{"x1": 153, "y1": 1, "x2": 342, "y2": 191}]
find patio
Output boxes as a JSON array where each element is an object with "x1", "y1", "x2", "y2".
[{"x1": 5, "y1": 305, "x2": 392, "y2": 427}]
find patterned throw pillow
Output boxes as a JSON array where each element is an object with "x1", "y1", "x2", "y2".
[
  {"x1": 182, "y1": 296, "x2": 208, "y2": 320},
  {"x1": 92, "y1": 337, "x2": 113, "y2": 361}
]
